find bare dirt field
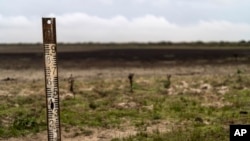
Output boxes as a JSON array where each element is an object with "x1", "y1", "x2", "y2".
[{"x1": 1, "y1": 44, "x2": 250, "y2": 141}]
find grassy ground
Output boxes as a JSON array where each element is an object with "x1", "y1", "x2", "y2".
[{"x1": 0, "y1": 65, "x2": 250, "y2": 140}]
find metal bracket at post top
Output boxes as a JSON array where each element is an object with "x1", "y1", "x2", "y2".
[{"x1": 42, "y1": 18, "x2": 61, "y2": 141}]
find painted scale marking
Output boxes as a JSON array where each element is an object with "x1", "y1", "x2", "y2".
[
  {"x1": 42, "y1": 17, "x2": 61, "y2": 141},
  {"x1": 44, "y1": 44, "x2": 60, "y2": 141}
]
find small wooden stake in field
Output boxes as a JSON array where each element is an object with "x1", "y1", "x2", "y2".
[
  {"x1": 128, "y1": 73, "x2": 134, "y2": 93},
  {"x1": 42, "y1": 18, "x2": 61, "y2": 141}
]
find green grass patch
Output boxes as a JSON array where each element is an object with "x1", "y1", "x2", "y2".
[{"x1": 1, "y1": 74, "x2": 250, "y2": 140}]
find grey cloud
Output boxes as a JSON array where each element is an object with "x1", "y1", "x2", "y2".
[
  {"x1": 1, "y1": 13, "x2": 250, "y2": 43},
  {"x1": 1, "y1": 0, "x2": 249, "y2": 24}
]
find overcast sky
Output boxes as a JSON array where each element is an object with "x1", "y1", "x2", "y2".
[{"x1": 1, "y1": 0, "x2": 250, "y2": 43}]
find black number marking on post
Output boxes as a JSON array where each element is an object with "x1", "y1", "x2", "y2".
[
  {"x1": 42, "y1": 18, "x2": 61, "y2": 141},
  {"x1": 44, "y1": 43, "x2": 61, "y2": 141}
]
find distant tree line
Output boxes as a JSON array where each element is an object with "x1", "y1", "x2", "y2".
[{"x1": 1, "y1": 40, "x2": 250, "y2": 47}]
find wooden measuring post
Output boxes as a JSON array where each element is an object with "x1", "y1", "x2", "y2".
[{"x1": 42, "y1": 18, "x2": 61, "y2": 141}]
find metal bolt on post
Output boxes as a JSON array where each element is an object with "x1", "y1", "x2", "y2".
[{"x1": 42, "y1": 18, "x2": 61, "y2": 141}]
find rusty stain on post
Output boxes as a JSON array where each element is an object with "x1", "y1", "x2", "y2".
[{"x1": 42, "y1": 18, "x2": 61, "y2": 141}]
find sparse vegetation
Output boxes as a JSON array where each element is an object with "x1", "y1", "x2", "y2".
[
  {"x1": 0, "y1": 43, "x2": 250, "y2": 140},
  {"x1": 68, "y1": 74, "x2": 75, "y2": 98},
  {"x1": 162, "y1": 74, "x2": 171, "y2": 89},
  {"x1": 0, "y1": 69, "x2": 250, "y2": 140}
]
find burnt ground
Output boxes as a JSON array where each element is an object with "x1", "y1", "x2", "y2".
[{"x1": 0, "y1": 44, "x2": 250, "y2": 69}]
